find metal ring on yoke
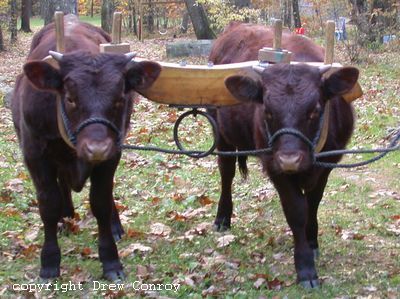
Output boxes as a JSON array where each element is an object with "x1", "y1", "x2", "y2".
[{"x1": 173, "y1": 109, "x2": 219, "y2": 158}]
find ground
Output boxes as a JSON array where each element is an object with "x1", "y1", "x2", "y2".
[{"x1": 0, "y1": 26, "x2": 399, "y2": 298}]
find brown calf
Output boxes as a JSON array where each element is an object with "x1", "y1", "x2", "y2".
[
  {"x1": 209, "y1": 22, "x2": 359, "y2": 288},
  {"x1": 12, "y1": 16, "x2": 161, "y2": 280}
]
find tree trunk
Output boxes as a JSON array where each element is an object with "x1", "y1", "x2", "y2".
[
  {"x1": 283, "y1": 0, "x2": 292, "y2": 28},
  {"x1": 292, "y1": 0, "x2": 301, "y2": 28},
  {"x1": 233, "y1": 0, "x2": 250, "y2": 8},
  {"x1": 43, "y1": 0, "x2": 78, "y2": 25},
  {"x1": 147, "y1": 0, "x2": 154, "y2": 33},
  {"x1": 180, "y1": 11, "x2": 189, "y2": 34},
  {"x1": 397, "y1": 0, "x2": 400, "y2": 27},
  {"x1": 9, "y1": 0, "x2": 18, "y2": 43},
  {"x1": 101, "y1": 0, "x2": 116, "y2": 33},
  {"x1": 21, "y1": 0, "x2": 32, "y2": 32},
  {"x1": 184, "y1": 0, "x2": 215, "y2": 39},
  {"x1": 0, "y1": 26, "x2": 5, "y2": 51}
]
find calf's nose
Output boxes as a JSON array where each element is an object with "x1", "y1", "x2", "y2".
[
  {"x1": 82, "y1": 139, "x2": 113, "y2": 162},
  {"x1": 277, "y1": 151, "x2": 303, "y2": 172}
]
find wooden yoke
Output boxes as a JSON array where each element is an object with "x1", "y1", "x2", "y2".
[
  {"x1": 137, "y1": 60, "x2": 256, "y2": 106},
  {"x1": 43, "y1": 12, "x2": 362, "y2": 107},
  {"x1": 100, "y1": 12, "x2": 130, "y2": 54},
  {"x1": 258, "y1": 19, "x2": 292, "y2": 63}
]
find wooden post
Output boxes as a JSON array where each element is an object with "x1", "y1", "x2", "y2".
[
  {"x1": 54, "y1": 12, "x2": 65, "y2": 53},
  {"x1": 111, "y1": 12, "x2": 122, "y2": 44},
  {"x1": 273, "y1": 19, "x2": 282, "y2": 50},
  {"x1": 324, "y1": 20, "x2": 335, "y2": 64},
  {"x1": 258, "y1": 19, "x2": 291, "y2": 63},
  {"x1": 100, "y1": 12, "x2": 130, "y2": 54},
  {"x1": 139, "y1": 0, "x2": 143, "y2": 41}
]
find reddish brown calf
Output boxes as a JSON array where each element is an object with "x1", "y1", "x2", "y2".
[
  {"x1": 209, "y1": 22, "x2": 359, "y2": 288},
  {"x1": 12, "y1": 16, "x2": 161, "y2": 280}
]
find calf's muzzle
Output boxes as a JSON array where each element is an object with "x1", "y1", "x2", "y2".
[
  {"x1": 276, "y1": 151, "x2": 304, "y2": 172},
  {"x1": 81, "y1": 138, "x2": 113, "y2": 162}
]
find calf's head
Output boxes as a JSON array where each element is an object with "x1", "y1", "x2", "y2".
[
  {"x1": 24, "y1": 51, "x2": 161, "y2": 163},
  {"x1": 225, "y1": 64, "x2": 358, "y2": 174}
]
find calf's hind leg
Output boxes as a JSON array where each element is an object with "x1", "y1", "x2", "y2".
[
  {"x1": 214, "y1": 139, "x2": 236, "y2": 231},
  {"x1": 305, "y1": 170, "x2": 331, "y2": 260},
  {"x1": 58, "y1": 174, "x2": 74, "y2": 219},
  {"x1": 111, "y1": 201, "x2": 124, "y2": 242}
]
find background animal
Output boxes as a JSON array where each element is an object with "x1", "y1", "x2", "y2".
[
  {"x1": 11, "y1": 15, "x2": 161, "y2": 280},
  {"x1": 209, "y1": 22, "x2": 359, "y2": 288}
]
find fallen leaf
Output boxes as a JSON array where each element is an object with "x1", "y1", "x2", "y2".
[
  {"x1": 254, "y1": 277, "x2": 266, "y2": 289},
  {"x1": 216, "y1": 234, "x2": 235, "y2": 248},
  {"x1": 119, "y1": 243, "x2": 153, "y2": 258},
  {"x1": 150, "y1": 222, "x2": 171, "y2": 237},
  {"x1": 5, "y1": 178, "x2": 24, "y2": 193},
  {"x1": 198, "y1": 195, "x2": 214, "y2": 206},
  {"x1": 81, "y1": 247, "x2": 92, "y2": 257},
  {"x1": 136, "y1": 265, "x2": 149, "y2": 277}
]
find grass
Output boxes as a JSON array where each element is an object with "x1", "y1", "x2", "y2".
[
  {"x1": 0, "y1": 32, "x2": 399, "y2": 298},
  {"x1": 18, "y1": 16, "x2": 102, "y2": 29}
]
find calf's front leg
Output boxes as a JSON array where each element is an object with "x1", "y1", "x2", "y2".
[
  {"x1": 26, "y1": 157, "x2": 62, "y2": 278},
  {"x1": 272, "y1": 176, "x2": 319, "y2": 288},
  {"x1": 90, "y1": 159, "x2": 124, "y2": 281}
]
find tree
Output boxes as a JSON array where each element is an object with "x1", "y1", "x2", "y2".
[
  {"x1": 101, "y1": 0, "x2": 115, "y2": 33},
  {"x1": 348, "y1": 0, "x2": 399, "y2": 43},
  {"x1": 20, "y1": 0, "x2": 32, "y2": 32},
  {"x1": 292, "y1": 0, "x2": 301, "y2": 28},
  {"x1": 9, "y1": 0, "x2": 17, "y2": 43},
  {"x1": 184, "y1": 0, "x2": 215, "y2": 39},
  {"x1": 0, "y1": 25, "x2": 4, "y2": 51},
  {"x1": 42, "y1": 0, "x2": 78, "y2": 25},
  {"x1": 283, "y1": 0, "x2": 292, "y2": 28},
  {"x1": 233, "y1": 0, "x2": 250, "y2": 8},
  {"x1": 180, "y1": 11, "x2": 189, "y2": 34}
]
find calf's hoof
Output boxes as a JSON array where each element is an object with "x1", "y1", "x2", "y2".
[
  {"x1": 103, "y1": 269, "x2": 125, "y2": 282},
  {"x1": 213, "y1": 218, "x2": 231, "y2": 232},
  {"x1": 112, "y1": 224, "x2": 124, "y2": 242},
  {"x1": 299, "y1": 279, "x2": 320, "y2": 289},
  {"x1": 40, "y1": 266, "x2": 60, "y2": 279}
]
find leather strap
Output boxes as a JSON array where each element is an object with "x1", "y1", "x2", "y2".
[
  {"x1": 314, "y1": 101, "x2": 331, "y2": 153},
  {"x1": 56, "y1": 96, "x2": 76, "y2": 149}
]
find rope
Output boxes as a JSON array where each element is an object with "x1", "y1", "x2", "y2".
[
  {"x1": 314, "y1": 129, "x2": 400, "y2": 168},
  {"x1": 121, "y1": 144, "x2": 272, "y2": 156},
  {"x1": 121, "y1": 127, "x2": 400, "y2": 169}
]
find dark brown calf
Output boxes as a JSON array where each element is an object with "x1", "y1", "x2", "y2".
[
  {"x1": 209, "y1": 22, "x2": 359, "y2": 287},
  {"x1": 12, "y1": 16, "x2": 161, "y2": 280}
]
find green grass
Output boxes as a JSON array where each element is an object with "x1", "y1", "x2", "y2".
[
  {"x1": 0, "y1": 43, "x2": 399, "y2": 297},
  {"x1": 19, "y1": 15, "x2": 102, "y2": 29}
]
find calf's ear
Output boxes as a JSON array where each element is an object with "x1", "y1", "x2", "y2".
[
  {"x1": 323, "y1": 67, "x2": 359, "y2": 97},
  {"x1": 125, "y1": 61, "x2": 161, "y2": 92},
  {"x1": 24, "y1": 61, "x2": 63, "y2": 92},
  {"x1": 225, "y1": 75, "x2": 263, "y2": 103}
]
